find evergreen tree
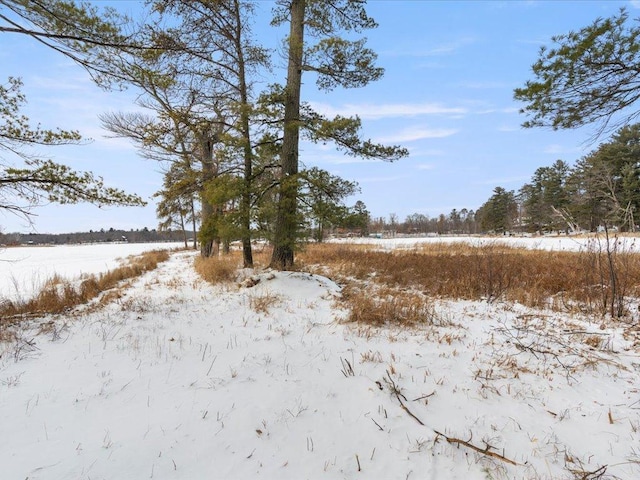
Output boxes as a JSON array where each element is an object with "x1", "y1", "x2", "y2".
[
  {"x1": 519, "y1": 160, "x2": 570, "y2": 233},
  {"x1": 566, "y1": 124, "x2": 640, "y2": 231},
  {"x1": 268, "y1": 0, "x2": 407, "y2": 269},
  {"x1": 154, "y1": 159, "x2": 199, "y2": 249},
  {"x1": 299, "y1": 167, "x2": 359, "y2": 242},
  {"x1": 477, "y1": 187, "x2": 518, "y2": 234}
]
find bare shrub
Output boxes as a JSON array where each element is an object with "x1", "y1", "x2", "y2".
[{"x1": 576, "y1": 233, "x2": 640, "y2": 318}]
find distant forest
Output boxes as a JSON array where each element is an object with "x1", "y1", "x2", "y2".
[{"x1": 0, "y1": 228, "x2": 189, "y2": 246}]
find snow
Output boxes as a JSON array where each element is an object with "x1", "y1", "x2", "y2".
[
  {"x1": 0, "y1": 242, "x2": 184, "y2": 302},
  {"x1": 331, "y1": 234, "x2": 640, "y2": 253},
  {"x1": 1, "y1": 243, "x2": 639, "y2": 479}
]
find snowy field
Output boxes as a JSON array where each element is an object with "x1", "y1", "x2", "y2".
[
  {"x1": 0, "y1": 242, "x2": 639, "y2": 479},
  {"x1": 331, "y1": 233, "x2": 640, "y2": 252},
  {"x1": 0, "y1": 242, "x2": 184, "y2": 302}
]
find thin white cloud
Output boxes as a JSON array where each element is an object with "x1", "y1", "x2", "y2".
[
  {"x1": 630, "y1": 0, "x2": 640, "y2": 8},
  {"x1": 377, "y1": 126, "x2": 458, "y2": 143},
  {"x1": 517, "y1": 38, "x2": 548, "y2": 46},
  {"x1": 416, "y1": 163, "x2": 436, "y2": 171},
  {"x1": 308, "y1": 101, "x2": 467, "y2": 120},
  {"x1": 384, "y1": 37, "x2": 476, "y2": 58}
]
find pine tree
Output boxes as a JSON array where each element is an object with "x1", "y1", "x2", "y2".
[{"x1": 269, "y1": 0, "x2": 407, "y2": 269}]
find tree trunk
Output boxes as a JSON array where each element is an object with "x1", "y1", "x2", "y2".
[
  {"x1": 180, "y1": 211, "x2": 188, "y2": 248},
  {"x1": 199, "y1": 132, "x2": 219, "y2": 258},
  {"x1": 191, "y1": 197, "x2": 198, "y2": 250},
  {"x1": 270, "y1": 0, "x2": 305, "y2": 270},
  {"x1": 233, "y1": 0, "x2": 254, "y2": 268}
]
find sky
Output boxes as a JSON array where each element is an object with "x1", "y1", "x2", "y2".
[{"x1": 0, "y1": 0, "x2": 637, "y2": 234}]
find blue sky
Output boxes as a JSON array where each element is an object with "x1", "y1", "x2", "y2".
[{"x1": 0, "y1": 0, "x2": 636, "y2": 233}]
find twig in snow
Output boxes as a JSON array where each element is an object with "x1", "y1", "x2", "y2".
[
  {"x1": 433, "y1": 430, "x2": 518, "y2": 466},
  {"x1": 567, "y1": 464, "x2": 607, "y2": 479},
  {"x1": 355, "y1": 454, "x2": 361, "y2": 472},
  {"x1": 385, "y1": 371, "x2": 420, "y2": 424},
  {"x1": 412, "y1": 391, "x2": 435, "y2": 402},
  {"x1": 384, "y1": 370, "x2": 408, "y2": 402}
]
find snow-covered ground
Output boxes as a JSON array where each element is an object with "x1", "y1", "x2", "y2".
[
  {"x1": 331, "y1": 234, "x2": 640, "y2": 253},
  {"x1": 0, "y1": 242, "x2": 184, "y2": 302},
  {"x1": 1, "y1": 245, "x2": 639, "y2": 479}
]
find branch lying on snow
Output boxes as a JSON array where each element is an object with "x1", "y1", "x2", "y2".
[
  {"x1": 382, "y1": 369, "x2": 519, "y2": 467},
  {"x1": 432, "y1": 430, "x2": 518, "y2": 466}
]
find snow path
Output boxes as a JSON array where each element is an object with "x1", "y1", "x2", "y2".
[{"x1": 1, "y1": 251, "x2": 639, "y2": 479}]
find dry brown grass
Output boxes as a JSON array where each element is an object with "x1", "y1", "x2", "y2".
[
  {"x1": 249, "y1": 290, "x2": 282, "y2": 314},
  {"x1": 0, "y1": 249, "x2": 170, "y2": 323},
  {"x1": 342, "y1": 284, "x2": 438, "y2": 326},
  {"x1": 298, "y1": 241, "x2": 640, "y2": 322},
  {"x1": 194, "y1": 245, "x2": 274, "y2": 285},
  {"x1": 194, "y1": 252, "x2": 241, "y2": 284}
]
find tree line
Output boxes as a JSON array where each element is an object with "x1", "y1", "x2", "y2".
[
  {"x1": 372, "y1": 122, "x2": 640, "y2": 236},
  {"x1": 477, "y1": 123, "x2": 640, "y2": 235},
  {"x1": 0, "y1": 227, "x2": 187, "y2": 246}
]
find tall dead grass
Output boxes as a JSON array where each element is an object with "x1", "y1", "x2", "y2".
[
  {"x1": 342, "y1": 284, "x2": 439, "y2": 326},
  {"x1": 194, "y1": 246, "x2": 273, "y2": 285},
  {"x1": 194, "y1": 253, "x2": 241, "y2": 284},
  {"x1": 299, "y1": 241, "x2": 640, "y2": 321},
  {"x1": 0, "y1": 249, "x2": 170, "y2": 321}
]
